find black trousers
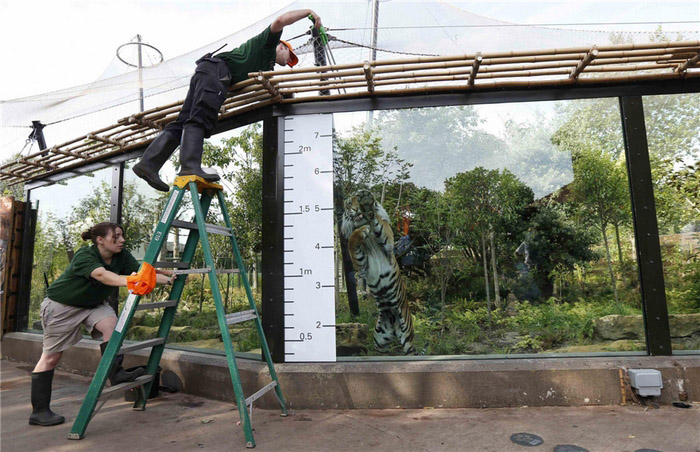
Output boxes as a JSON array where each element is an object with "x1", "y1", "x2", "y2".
[{"x1": 164, "y1": 57, "x2": 231, "y2": 138}]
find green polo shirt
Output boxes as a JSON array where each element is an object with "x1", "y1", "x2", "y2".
[
  {"x1": 215, "y1": 25, "x2": 283, "y2": 85},
  {"x1": 47, "y1": 245, "x2": 140, "y2": 308}
]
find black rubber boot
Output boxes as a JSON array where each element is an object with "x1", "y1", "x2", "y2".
[
  {"x1": 133, "y1": 130, "x2": 180, "y2": 192},
  {"x1": 178, "y1": 126, "x2": 220, "y2": 182},
  {"x1": 100, "y1": 342, "x2": 145, "y2": 386},
  {"x1": 28, "y1": 369, "x2": 65, "y2": 426}
]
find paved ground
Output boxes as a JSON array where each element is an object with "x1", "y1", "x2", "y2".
[{"x1": 2, "y1": 360, "x2": 699, "y2": 452}]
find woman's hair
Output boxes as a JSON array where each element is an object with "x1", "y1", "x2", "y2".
[{"x1": 80, "y1": 222, "x2": 124, "y2": 244}]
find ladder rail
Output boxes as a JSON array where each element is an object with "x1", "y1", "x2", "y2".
[
  {"x1": 190, "y1": 181, "x2": 257, "y2": 447},
  {"x1": 68, "y1": 292, "x2": 142, "y2": 439},
  {"x1": 133, "y1": 185, "x2": 216, "y2": 411},
  {"x1": 216, "y1": 190, "x2": 288, "y2": 415}
]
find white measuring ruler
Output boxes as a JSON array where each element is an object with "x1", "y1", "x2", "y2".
[{"x1": 283, "y1": 114, "x2": 336, "y2": 362}]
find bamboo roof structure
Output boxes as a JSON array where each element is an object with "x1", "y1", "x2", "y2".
[{"x1": 2, "y1": 40, "x2": 700, "y2": 186}]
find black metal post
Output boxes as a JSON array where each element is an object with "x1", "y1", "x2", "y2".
[
  {"x1": 107, "y1": 162, "x2": 125, "y2": 313},
  {"x1": 110, "y1": 163, "x2": 125, "y2": 225},
  {"x1": 262, "y1": 117, "x2": 285, "y2": 362},
  {"x1": 619, "y1": 95, "x2": 672, "y2": 356},
  {"x1": 312, "y1": 28, "x2": 330, "y2": 96},
  {"x1": 16, "y1": 189, "x2": 37, "y2": 331},
  {"x1": 31, "y1": 121, "x2": 47, "y2": 152}
]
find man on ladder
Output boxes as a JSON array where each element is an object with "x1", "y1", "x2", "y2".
[{"x1": 133, "y1": 9, "x2": 323, "y2": 191}]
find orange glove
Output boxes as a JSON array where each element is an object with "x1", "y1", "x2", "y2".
[{"x1": 126, "y1": 262, "x2": 156, "y2": 295}]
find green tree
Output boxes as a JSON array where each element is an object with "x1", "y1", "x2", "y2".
[
  {"x1": 444, "y1": 167, "x2": 533, "y2": 318},
  {"x1": 521, "y1": 202, "x2": 598, "y2": 300},
  {"x1": 203, "y1": 124, "x2": 264, "y2": 291},
  {"x1": 567, "y1": 150, "x2": 629, "y2": 305},
  {"x1": 69, "y1": 181, "x2": 157, "y2": 252}
]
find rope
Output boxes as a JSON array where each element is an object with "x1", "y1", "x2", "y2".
[{"x1": 331, "y1": 37, "x2": 440, "y2": 57}]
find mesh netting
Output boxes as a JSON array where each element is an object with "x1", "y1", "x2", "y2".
[{"x1": 2, "y1": 0, "x2": 697, "y2": 159}]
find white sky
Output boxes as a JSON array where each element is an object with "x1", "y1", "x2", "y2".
[
  {"x1": 0, "y1": 0, "x2": 698, "y2": 163},
  {"x1": 1, "y1": 0, "x2": 698, "y2": 100}
]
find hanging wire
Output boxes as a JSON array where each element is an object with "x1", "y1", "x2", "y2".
[
  {"x1": 20, "y1": 134, "x2": 35, "y2": 157},
  {"x1": 426, "y1": 4, "x2": 466, "y2": 55},
  {"x1": 331, "y1": 37, "x2": 440, "y2": 57},
  {"x1": 329, "y1": 20, "x2": 700, "y2": 30}
]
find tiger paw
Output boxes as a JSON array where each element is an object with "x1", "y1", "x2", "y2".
[
  {"x1": 356, "y1": 224, "x2": 371, "y2": 240},
  {"x1": 357, "y1": 190, "x2": 376, "y2": 219}
]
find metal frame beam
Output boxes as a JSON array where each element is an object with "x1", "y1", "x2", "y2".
[
  {"x1": 261, "y1": 117, "x2": 286, "y2": 362},
  {"x1": 619, "y1": 96, "x2": 672, "y2": 356}
]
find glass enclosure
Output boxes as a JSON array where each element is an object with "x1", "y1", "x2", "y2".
[
  {"x1": 28, "y1": 167, "x2": 113, "y2": 329},
  {"x1": 332, "y1": 99, "x2": 646, "y2": 357},
  {"x1": 643, "y1": 93, "x2": 700, "y2": 353},
  {"x1": 120, "y1": 125, "x2": 264, "y2": 356},
  {"x1": 24, "y1": 95, "x2": 698, "y2": 360}
]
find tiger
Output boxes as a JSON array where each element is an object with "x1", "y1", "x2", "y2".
[{"x1": 340, "y1": 189, "x2": 416, "y2": 355}]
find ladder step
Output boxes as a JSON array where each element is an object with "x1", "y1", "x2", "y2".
[
  {"x1": 245, "y1": 381, "x2": 278, "y2": 407},
  {"x1": 173, "y1": 267, "x2": 212, "y2": 275},
  {"x1": 136, "y1": 300, "x2": 178, "y2": 311},
  {"x1": 173, "y1": 268, "x2": 241, "y2": 275},
  {"x1": 171, "y1": 219, "x2": 232, "y2": 237},
  {"x1": 119, "y1": 338, "x2": 166, "y2": 354},
  {"x1": 154, "y1": 261, "x2": 190, "y2": 269},
  {"x1": 225, "y1": 309, "x2": 257, "y2": 325},
  {"x1": 100, "y1": 375, "x2": 153, "y2": 398},
  {"x1": 217, "y1": 269, "x2": 241, "y2": 275}
]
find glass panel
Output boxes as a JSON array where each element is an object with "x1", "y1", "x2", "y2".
[
  {"x1": 121, "y1": 125, "x2": 263, "y2": 356},
  {"x1": 333, "y1": 99, "x2": 645, "y2": 357},
  {"x1": 27, "y1": 167, "x2": 113, "y2": 329},
  {"x1": 643, "y1": 93, "x2": 700, "y2": 353}
]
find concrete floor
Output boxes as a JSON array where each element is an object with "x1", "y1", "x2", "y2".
[{"x1": 2, "y1": 360, "x2": 699, "y2": 452}]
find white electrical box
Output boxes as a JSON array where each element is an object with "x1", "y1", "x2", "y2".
[{"x1": 628, "y1": 369, "x2": 663, "y2": 397}]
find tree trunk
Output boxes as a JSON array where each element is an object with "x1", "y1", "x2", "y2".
[
  {"x1": 602, "y1": 224, "x2": 620, "y2": 307},
  {"x1": 249, "y1": 250, "x2": 258, "y2": 290},
  {"x1": 439, "y1": 256, "x2": 448, "y2": 337},
  {"x1": 489, "y1": 225, "x2": 501, "y2": 309},
  {"x1": 174, "y1": 228, "x2": 180, "y2": 260},
  {"x1": 338, "y1": 223, "x2": 360, "y2": 316},
  {"x1": 334, "y1": 233, "x2": 341, "y2": 305},
  {"x1": 482, "y1": 230, "x2": 492, "y2": 323},
  {"x1": 614, "y1": 222, "x2": 624, "y2": 267},
  {"x1": 396, "y1": 182, "x2": 404, "y2": 211},
  {"x1": 597, "y1": 202, "x2": 619, "y2": 306},
  {"x1": 335, "y1": 188, "x2": 360, "y2": 316}
]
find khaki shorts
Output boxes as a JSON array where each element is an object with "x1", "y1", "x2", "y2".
[{"x1": 40, "y1": 297, "x2": 116, "y2": 354}]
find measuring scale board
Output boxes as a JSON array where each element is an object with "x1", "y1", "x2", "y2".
[{"x1": 283, "y1": 114, "x2": 336, "y2": 362}]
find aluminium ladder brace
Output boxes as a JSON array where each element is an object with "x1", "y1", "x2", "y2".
[{"x1": 68, "y1": 175, "x2": 287, "y2": 449}]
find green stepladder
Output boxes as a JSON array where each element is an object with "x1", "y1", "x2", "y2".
[{"x1": 68, "y1": 175, "x2": 287, "y2": 449}]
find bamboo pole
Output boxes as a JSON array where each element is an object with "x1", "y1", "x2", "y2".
[
  {"x1": 571, "y1": 47, "x2": 598, "y2": 80},
  {"x1": 363, "y1": 62, "x2": 375, "y2": 93},
  {"x1": 677, "y1": 51, "x2": 700, "y2": 73},
  {"x1": 469, "y1": 54, "x2": 482, "y2": 86}
]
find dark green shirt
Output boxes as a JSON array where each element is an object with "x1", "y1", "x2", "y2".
[
  {"x1": 47, "y1": 245, "x2": 140, "y2": 308},
  {"x1": 215, "y1": 25, "x2": 283, "y2": 85}
]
